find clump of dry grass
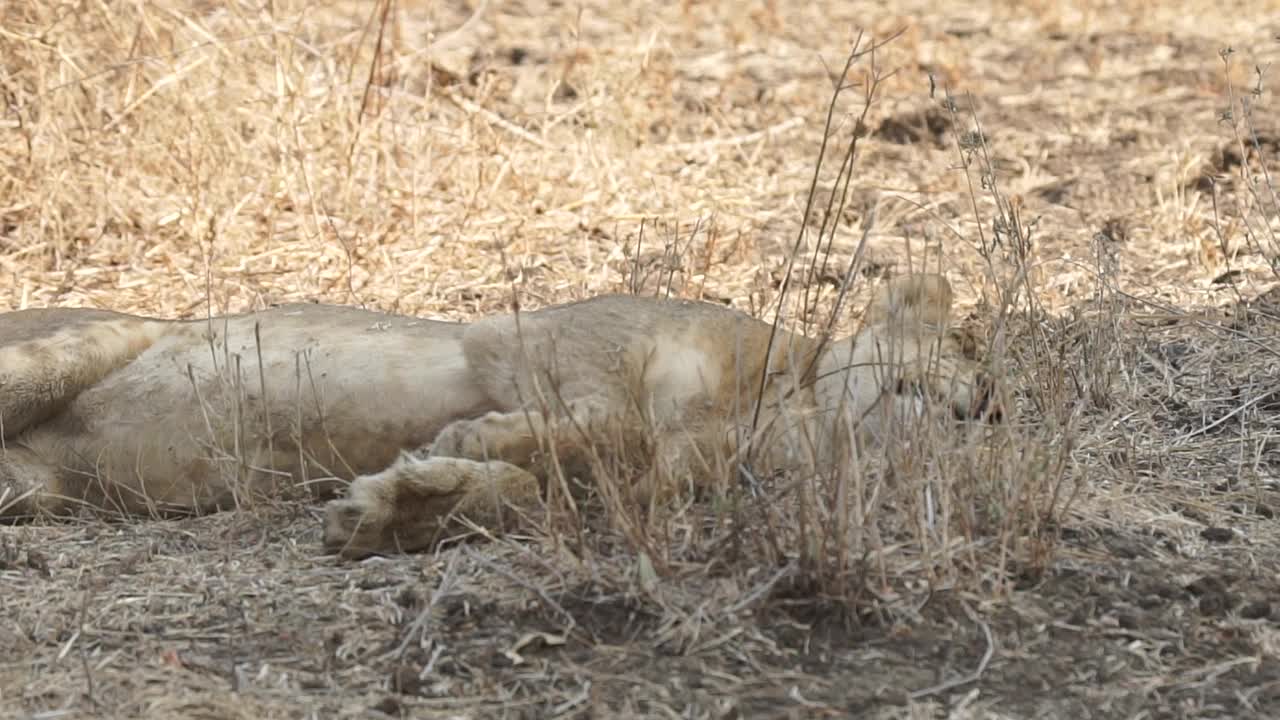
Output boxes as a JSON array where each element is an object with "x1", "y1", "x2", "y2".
[
  {"x1": 1210, "y1": 48, "x2": 1280, "y2": 284},
  {"x1": 512, "y1": 37, "x2": 1091, "y2": 639},
  {"x1": 0, "y1": 0, "x2": 835, "y2": 320},
  {"x1": 481, "y1": 24, "x2": 1280, "y2": 713}
]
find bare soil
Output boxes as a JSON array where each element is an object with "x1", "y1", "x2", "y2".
[{"x1": 3, "y1": 0, "x2": 1280, "y2": 718}]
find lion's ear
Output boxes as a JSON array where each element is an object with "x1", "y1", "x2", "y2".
[{"x1": 861, "y1": 274, "x2": 953, "y2": 328}]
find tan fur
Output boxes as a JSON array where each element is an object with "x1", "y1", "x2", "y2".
[{"x1": 0, "y1": 275, "x2": 995, "y2": 558}]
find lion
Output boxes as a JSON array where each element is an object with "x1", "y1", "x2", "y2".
[{"x1": 0, "y1": 274, "x2": 995, "y2": 558}]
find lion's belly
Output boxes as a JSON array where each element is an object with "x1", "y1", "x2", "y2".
[{"x1": 28, "y1": 306, "x2": 496, "y2": 513}]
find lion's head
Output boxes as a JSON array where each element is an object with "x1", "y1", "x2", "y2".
[{"x1": 812, "y1": 274, "x2": 998, "y2": 450}]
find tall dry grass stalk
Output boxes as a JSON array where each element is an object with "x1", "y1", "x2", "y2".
[
  {"x1": 1212, "y1": 48, "x2": 1280, "y2": 283},
  {"x1": 503, "y1": 36, "x2": 1103, "y2": 616}
]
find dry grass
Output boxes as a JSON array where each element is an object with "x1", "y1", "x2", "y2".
[{"x1": 4, "y1": 0, "x2": 1280, "y2": 717}]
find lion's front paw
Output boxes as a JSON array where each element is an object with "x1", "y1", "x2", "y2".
[
  {"x1": 429, "y1": 413, "x2": 537, "y2": 464},
  {"x1": 321, "y1": 456, "x2": 541, "y2": 560},
  {"x1": 323, "y1": 497, "x2": 388, "y2": 560},
  {"x1": 428, "y1": 418, "x2": 485, "y2": 459},
  {"x1": 322, "y1": 459, "x2": 464, "y2": 559}
]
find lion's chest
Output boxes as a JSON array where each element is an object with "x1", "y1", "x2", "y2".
[{"x1": 639, "y1": 337, "x2": 724, "y2": 422}]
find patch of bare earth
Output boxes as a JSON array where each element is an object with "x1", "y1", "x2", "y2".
[{"x1": 3, "y1": 0, "x2": 1280, "y2": 717}]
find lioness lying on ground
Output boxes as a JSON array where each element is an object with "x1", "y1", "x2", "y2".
[{"x1": 0, "y1": 274, "x2": 994, "y2": 558}]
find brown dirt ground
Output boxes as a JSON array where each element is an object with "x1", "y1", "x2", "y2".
[{"x1": 4, "y1": 0, "x2": 1280, "y2": 718}]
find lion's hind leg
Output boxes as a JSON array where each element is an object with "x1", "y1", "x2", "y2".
[
  {"x1": 322, "y1": 455, "x2": 539, "y2": 559},
  {"x1": 0, "y1": 308, "x2": 172, "y2": 439}
]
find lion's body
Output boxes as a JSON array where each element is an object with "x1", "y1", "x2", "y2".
[
  {"x1": 1, "y1": 304, "x2": 502, "y2": 515},
  {"x1": 0, "y1": 275, "x2": 993, "y2": 557}
]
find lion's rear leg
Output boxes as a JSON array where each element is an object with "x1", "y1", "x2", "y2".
[
  {"x1": 428, "y1": 398, "x2": 621, "y2": 479},
  {"x1": 0, "y1": 308, "x2": 171, "y2": 439},
  {"x1": 322, "y1": 455, "x2": 539, "y2": 559}
]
